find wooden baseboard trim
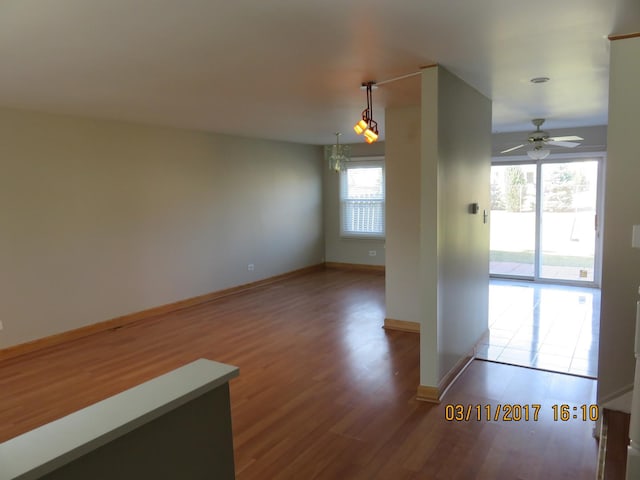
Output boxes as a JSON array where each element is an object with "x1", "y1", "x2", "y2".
[
  {"x1": 416, "y1": 385, "x2": 440, "y2": 403},
  {"x1": 609, "y1": 32, "x2": 640, "y2": 41},
  {"x1": 438, "y1": 353, "x2": 475, "y2": 399},
  {"x1": 383, "y1": 318, "x2": 420, "y2": 333},
  {"x1": 324, "y1": 262, "x2": 385, "y2": 274},
  {"x1": 416, "y1": 349, "x2": 476, "y2": 404},
  {"x1": 0, "y1": 263, "x2": 325, "y2": 363}
]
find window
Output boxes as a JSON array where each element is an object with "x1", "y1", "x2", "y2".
[{"x1": 340, "y1": 158, "x2": 385, "y2": 238}]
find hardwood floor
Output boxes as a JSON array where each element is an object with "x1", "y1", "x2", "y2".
[{"x1": 0, "y1": 268, "x2": 598, "y2": 479}]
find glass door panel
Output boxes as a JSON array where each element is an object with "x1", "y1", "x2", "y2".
[
  {"x1": 490, "y1": 164, "x2": 537, "y2": 277},
  {"x1": 540, "y1": 161, "x2": 598, "y2": 282}
]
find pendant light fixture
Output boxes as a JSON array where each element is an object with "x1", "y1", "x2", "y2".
[
  {"x1": 326, "y1": 132, "x2": 351, "y2": 172},
  {"x1": 353, "y1": 82, "x2": 379, "y2": 144}
]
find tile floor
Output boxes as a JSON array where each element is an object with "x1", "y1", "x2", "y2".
[
  {"x1": 490, "y1": 261, "x2": 594, "y2": 283},
  {"x1": 476, "y1": 279, "x2": 600, "y2": 378}
]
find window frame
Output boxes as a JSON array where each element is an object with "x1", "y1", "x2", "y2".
[{"x1": 339, "y1": 156, "x2": 386, "y2": 239}]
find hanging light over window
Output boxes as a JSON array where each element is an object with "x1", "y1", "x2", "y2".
[
  {"x1": 353, "y1": 82, "x2": 379, "y2": 143},
  {"x1": 326, "y1": 132, "x2": 351, "y2": 172}
]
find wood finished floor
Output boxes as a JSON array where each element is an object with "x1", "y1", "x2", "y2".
[{"x1": 0, "y1": 268, "x2": 598, "y2": 479}]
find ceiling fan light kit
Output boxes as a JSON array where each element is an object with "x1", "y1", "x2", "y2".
[
  {"x1": 353, "y1": 82, "x2": 379, "y2": 144},
  {"x1": 500, "y1": 118, "x2": 584, "y2": 159},
  {"x1": 527, "y1": 146, "x2": 550, "y2": 160}
]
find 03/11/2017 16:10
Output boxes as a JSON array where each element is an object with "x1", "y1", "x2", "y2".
[{"x1": 444, "y1": 403, "x2": 600, "y2": 422}]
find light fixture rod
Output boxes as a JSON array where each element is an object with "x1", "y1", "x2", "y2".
[{"x1": 375, "y1": 70, "x2": 422, "y2": 86}]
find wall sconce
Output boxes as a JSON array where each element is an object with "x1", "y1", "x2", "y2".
[{"x1": 353, "y1": 82, "x2": 379, "y2": 144}]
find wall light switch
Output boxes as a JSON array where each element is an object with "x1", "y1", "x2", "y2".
[
  {"x1": 632, "y1": 225, "x2": 640, "y2": 249},
  {"x1": 0, "y1": 320, "x2": 3, "y2": 331}
]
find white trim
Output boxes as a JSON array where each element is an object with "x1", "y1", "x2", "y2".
[
  {"x1": 493, "y1": 150, "x2": 607, "y2": 163},
  {"x1": 344, "y1": 155, "x2": 385, "y2": 165},
  {"x1": 339, "y1": 157, "x2": 386, "y2": 239}
]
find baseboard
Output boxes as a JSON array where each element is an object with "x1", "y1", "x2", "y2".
[
  {"x1": 438, "y1": 353, "x2": 475, "y2": 399},
  {"x1": 0, "y1": 263, "x2": 324, "y2": 362},
  {"x1": 383, "y1": 318, "x2": 420, "y2": 333},
  {"x1": 324, "y1": 262, "x2": 385, "y2": 274},
  {"x1": 416, "y1": 385, "x2": 440, "y2": 403},
  {"x1": 416, "y1": 349, "x2": 476, "y2": 404},
  {"x1": 609, "y1": 32, "x2": 640, "y2": 41}
]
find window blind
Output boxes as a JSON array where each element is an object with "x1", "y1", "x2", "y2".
[{"x1": 340, "y1": 160, "x2": 385, "y2": 238}]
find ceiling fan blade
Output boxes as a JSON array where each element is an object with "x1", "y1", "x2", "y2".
[
  {"x1": 546, "y1": 140, "x2": 581, "y2": 148},
  {"x1": 548, "y1": 135, "x2": 583, "y2": 142},
  {"x1": 500, "y1": 144, "x2": 525, "y2": 154}
]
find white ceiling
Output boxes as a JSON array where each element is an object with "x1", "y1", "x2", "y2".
[{"x1": 0, "y1": 0, "x2": 638, "y2": 145}]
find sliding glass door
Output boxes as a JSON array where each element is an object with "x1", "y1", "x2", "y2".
[
  {"x1": 490, "y1": 158, "x2": 602, "y2": 285},
  {"x1": 540, "y1": 161, "x2": 599, "y2": 282},
  {"x1": 490, "y1": 164, "x2": 537, "y2": 277}
]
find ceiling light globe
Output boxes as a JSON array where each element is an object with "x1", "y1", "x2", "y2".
[{"x1": 527, "y1": 148, "x2": 550, "y2": 160}]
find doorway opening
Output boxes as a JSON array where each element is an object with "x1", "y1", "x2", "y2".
[{"x1": 483, "y1": 155, "x2": 604, "y2": 376}]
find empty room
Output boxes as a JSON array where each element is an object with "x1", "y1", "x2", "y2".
[{"x1": 1, "y1": 1, "x2": 640, "y2": 479}]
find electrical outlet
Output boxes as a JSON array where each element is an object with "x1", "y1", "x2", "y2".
[
  {"x1": 248, "y1": 264, "x2": 254, "y2": 271},
  {"x1": 368, "y1": 250, "x2": 377, "y2": 257}
]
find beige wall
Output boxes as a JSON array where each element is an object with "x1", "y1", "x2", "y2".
[
  {"x1": 0, "y1": 108, "x2": 324, "y2": 348},
  {"x1": 385, "y1": 107, "x2": 421, "y2": 323},
  {"x1": 419, "y1": 67, "x2": 440, "y2": 386},
  {"x1": 323, "y1": 142, "x2": 386, "y2": 266},
  {"x1": 417, "y1": 66, "x2": 491, "y2": 387},
  {"x1": 598, "y1": 36, "x2": 640, "y2": 402},
  {"x1": 435, "y1": 67, "x2": 491, "y2": 378}
]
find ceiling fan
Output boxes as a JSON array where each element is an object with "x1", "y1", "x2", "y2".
[{"x1": 500, "y1": 118, "x2": 583, "y2": 159}]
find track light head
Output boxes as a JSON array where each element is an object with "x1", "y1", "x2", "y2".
[
  {"x1": 354, "y1": 82, "x2": 379, "y2": 143},
  {"x1": 353, "y1": 117, "x2": 368, "y2": 135},
  {"x1": 363, "y1": 119, "x2": 379, "y2": 143}
]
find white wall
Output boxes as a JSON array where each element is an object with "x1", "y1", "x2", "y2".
[
  {"x1": 598, "y1": 36, "x2": 640, "y2": 402},
  {"x1": 323, "y1": 142, "x2": 386, "y2": 266},
  {"x1": 417, "y1": 66, "x2": 491, "y2": 388},
  {"x1": 385, "y1": 106, "x2": 421, "y2": 323},
  {"x1": 0, "y1": 107, "x2": 324, "y2": 348}
]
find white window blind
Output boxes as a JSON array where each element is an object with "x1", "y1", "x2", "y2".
[{"x1": 340, "y1": 159, "x2": 385, "y2": 238}]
